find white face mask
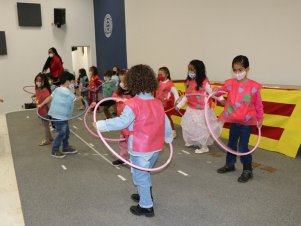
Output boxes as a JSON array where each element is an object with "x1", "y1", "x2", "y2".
[
  {"x1": 235, "y1": 71, "x2": 247, "y2": 81},
  {"x1": 104, "y1": 76, "x2": 110, "y2": 82},
  {"x1": 49, "y1": 53, "x2": 54, "y2": 58},
  {"x1": 188, "y1": 71, "x2": 196, "y2": 79},
  {"x1": 36, "y1": 82, "x2": 42, "y2": 87},
  {"x1": 69, "y1": 83, "x2": 75, "y2": 90}
]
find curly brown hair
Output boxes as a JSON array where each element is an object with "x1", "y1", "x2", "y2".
[{"x1": 125, "y1": 64, "x2": 158, "y2": 96}]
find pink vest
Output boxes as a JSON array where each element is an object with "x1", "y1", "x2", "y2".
[
  {"x1": 155, "y1": 80, "x2": 174, "y2": 107},
  {"x1": 219, "y1": 78, "x2": 261, "y2": 125},
  {"x1": 186, "y1": 79, "x2": 209, "y2": 110},
  {"x1": 126, "y1": 96, "x2": 165, "y2": 152}
]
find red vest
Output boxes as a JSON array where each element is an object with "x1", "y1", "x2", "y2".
[
  {"x1": 126, "y1": 96, "x2": 165, "y2": 152},
  {"x1": 219, "y1": 78, "x2": 261, "y2": 125},
  {"x1": 155, "y1": 80, "x2": 174, "y2": 107},
  {"x1": 185, "y1": 78, "x2": 209, "y2": 110}
]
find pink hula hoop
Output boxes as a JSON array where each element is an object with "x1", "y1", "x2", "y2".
[
  {"x1": 204, "y1": 91, "x2": 261, "y2": 156},
  {"x1": 83, "y1": 102, "x2": 125, "y2": 142},
  {"x1": 23, "y1": 85, "x2": 35, "y2": 94},
  {"x1": 93, "y1": 97, "x2": 174, "y2": 172}
]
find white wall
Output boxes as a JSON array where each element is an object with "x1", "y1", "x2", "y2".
[
  {"x1": 0, "y1": 0, "x2": 96, "y2": 113},
  {"x1": 72, "y1": 46, "x2": 90, "y2": 78},
  {"x1": 125, "y1": 0, "x2": 301, "y2": 85}
]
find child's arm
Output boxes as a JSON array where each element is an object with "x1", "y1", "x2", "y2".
[
  {"x1": 175, "y1": 95, "x2": 187, "y2": 110},
  {"x1": 170, "y1": 87, "x2": 180, "y2": 104},
  {"x1": 205, "y1": 83, "x2": 225, "y2": 103},
  {"x1": 164, "y1": 114, "x2": 173, "y2": 143},
  {"x1": 255, "y1": 91, "x2": 264, "y2": 128},
  {"x1": 93, "y1": 105, "x2": 135, "y2": 132},
  {"x1": 37, "y1": 95, "x2": 52, "y2": 108}
]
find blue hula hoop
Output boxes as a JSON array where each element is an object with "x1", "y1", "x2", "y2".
[{"x1": 36, "y1": 99, "x2": 89, "y2": 121}]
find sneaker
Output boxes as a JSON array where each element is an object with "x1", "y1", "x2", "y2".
[
  {"x1": 238, "y1": 170, "x2": 253, "y2": 183},
  {"x1": 131, "y1": 193, "x2": 140, "y2": 202},
  {"x1": 39, "y1": 140, "x2": 51, "y2": 146},
  {"x1": 130, "y1": 205, "x2": 154, "y2": 217},
  {"x1": 195, "y1": 146, "x2": 209, "y2": 154},
  {"x1": 185, "y1": 143, "x2": 193, "y2": 147},
  {"x1": 217, "y1": 165, "x2": 236, "y2": 174},
  {"x1": 51, "y1": 151, "x2": 66, "y2": 159},
  {"x1": 172, "y1": 130, "x2": 177, "y2": 139},
  {"x1": 62, "y1": 146, "x2": 78, "y2": 154},
  {"x1": 112, "y1": 159, "x2": 125, "y2": 166}
]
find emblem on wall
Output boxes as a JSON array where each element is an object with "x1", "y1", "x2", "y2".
[{"x1": 104, "y1": 14, "x2": 113, "y2": 38}]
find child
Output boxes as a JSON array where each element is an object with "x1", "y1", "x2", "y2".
[
  {"x1": 176, "y1": 60, "x2": 223, "y2": 154},
  {"x1": 77, "y1": 68, "x2": 89, "y2": 110},
  {"x1": 155, "y1": 67, "x2": 179, "y2": 138},
  {"x1": 38, "y1": 71, "x2": 81, "y2": 158},
  {"x1": 94, "y1": 64, "x2": 173, "y2": 217},
  {"x1": 32, "y1": 73, "x2": 53, "y2": 145},
  {"x1": 101, "y1": 71, "x2": 117, "y2": 119},
  {"x1": 88, "y1": 66, "x2": 101, "y2": 105},
  {"x1": 111, "y1": 69, "x2": 132, "y2": 166},
  {"x1": 216, "y1": 55, "x2": 263, "y2": 183}
]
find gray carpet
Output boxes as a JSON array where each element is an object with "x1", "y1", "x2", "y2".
[{"x1": 6, "y1": 109, "x2": 301, "y2": 226}]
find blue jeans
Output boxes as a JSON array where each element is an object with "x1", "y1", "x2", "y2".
[
  {"x1": 130, "y1": 152, "x2": 159, "y2": 208},
  {"x1": 226, "y1": 123, "x2": 253, "y2": 165},
  {"x1": 52, "y1": 120, "x2": 70, "y2": 154}
]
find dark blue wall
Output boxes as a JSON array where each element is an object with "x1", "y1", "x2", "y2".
[{"x1": 93, "y1": 0, "x2": 127, "y2": 77}]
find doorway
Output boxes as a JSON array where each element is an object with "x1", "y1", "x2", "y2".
[{"x1": 71, "y1": 46, "x2": 91, "y2": 78}]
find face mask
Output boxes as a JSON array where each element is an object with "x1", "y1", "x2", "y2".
[
  {"x1": 69, "y1": 83, "x2": 75, "y2": 89},
  {"x1": 158, "y1": 75, "x2": 165, "y2": 81},
  {"x1": 235, "y1": 71, "x2": 247, "y2": 81},
  {"x1": 49, "y1": 53, "x2": 54, "y2": 58},
  {"x1": 36, "y1": 82, "x2": 42, "y2": 87},
  {"x1": 188, "y1": 71, "x2": 196, "y2": 79},
  {"x1": 104, "y1": 76, "x2": 110, "y2": 81},
  {"x1": 120, "y1": 82, "x2": 127, "y2": 90}
]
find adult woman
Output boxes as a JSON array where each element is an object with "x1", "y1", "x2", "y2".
[{"x1": 42, "y1": 47, "x2": 64, "y2": 81}]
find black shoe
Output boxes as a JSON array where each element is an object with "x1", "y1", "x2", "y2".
[
  {"x1": 131, "y1": 193, "x2": 140, "y2": 202},
  {"x1": 130, "y1": 205, "x2": 154, "y2": 217},
  {"x1": 112, "y1": 159, "x2": 125, "y2": 166},
  {"x1": 217, "y1": 165, "x2": 236, "y2": 174},
  {"x1": 238, "y1": 170, "x2": 253, "y2": 183},
  {"x1": 62, "y1": 146, "x2": 78, "y2": 154}
]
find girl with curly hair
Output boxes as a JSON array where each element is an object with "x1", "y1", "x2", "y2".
[{"x1": 94, "y1": 64, "x2": 173, "y2": 217}]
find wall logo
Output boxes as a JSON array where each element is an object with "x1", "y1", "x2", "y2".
[{"x1": 104, "y1": 14, "x2": 113, "y2": 38}]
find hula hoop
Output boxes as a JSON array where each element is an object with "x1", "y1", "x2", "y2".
[
  {"x1": 36, "y1": 99, "x2": 89, "y2": 121},
  {"x1": 83, "y1": 102, "x2": 126, "y2": 142},
  {"x1": 81, "y1": 84, "x2": 102, "y2": 92},
  {"x1": 204, "y1": 91, "x2": 261, "y2": 156},
  {"x1": 93, "y1": 97, "x2": 173, "y2": 172},
  {"x1": 23, "y1": 86, "x2": 35, "y2": 95}
]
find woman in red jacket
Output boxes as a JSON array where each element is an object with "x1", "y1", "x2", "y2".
[{"x1": 42, "y1": 47, "x2": 64, "y2": 82}]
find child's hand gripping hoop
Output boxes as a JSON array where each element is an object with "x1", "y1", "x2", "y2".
[
  {"x1": 36, "y1": 99, "x2": 89, "y2": 121},
  {"x1": 23, "y1": 85, "x2": 35, "y2": 95},
  {"x1": 81, "y1": 84, "x2": 102, "y2": 92},
  {"x1": 83, "y1": 102, "x2": 126, "y2": 142},
  {"x1": 93, "y1": 97, "x2": 174, "y2": 172},
  {"x1": 204, "y1": 91, "x2": 261, "y2": 156}
]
